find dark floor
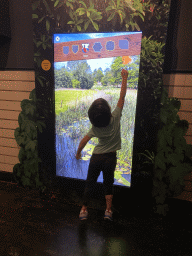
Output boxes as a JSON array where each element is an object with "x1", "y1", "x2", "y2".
[{"x1": 0, "y1": 181, "x2": 192, "y2": 256}]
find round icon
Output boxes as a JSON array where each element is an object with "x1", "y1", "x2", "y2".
[
  {"x1": 41, "y1": 60, "x2": 51, "y2": 71},
  {"x1": 56, "y1": 36, "x2": 60, "y2": 41}
]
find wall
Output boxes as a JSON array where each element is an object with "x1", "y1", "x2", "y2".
[{"x1": 0, "y1": 71, "x2": 35, "y2": 173}]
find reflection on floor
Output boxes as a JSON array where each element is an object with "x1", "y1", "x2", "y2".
[{"x1": 0, "y1": 181, "x2": 192, "y2": 256}]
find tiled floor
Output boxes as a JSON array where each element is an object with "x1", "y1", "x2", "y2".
[{"x1": 0, "y1": 181, "x2": 192, "y2": 256}]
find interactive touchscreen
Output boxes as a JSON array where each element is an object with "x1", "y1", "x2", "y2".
[{"x1": 54, "y1": 32, "x2": 142, "y2": 187}]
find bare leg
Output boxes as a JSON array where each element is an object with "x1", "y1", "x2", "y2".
[{"x1": 105, "y1": 195, "x2": 113, "y2": 212}]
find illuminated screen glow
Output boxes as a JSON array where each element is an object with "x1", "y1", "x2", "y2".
[{"x1": 54, "y1": 32, "x2": 142, "y2": 187}]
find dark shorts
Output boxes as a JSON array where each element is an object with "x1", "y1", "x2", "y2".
[{"x1": 83, "y1": 151, "x2": 117, "y2": 206}]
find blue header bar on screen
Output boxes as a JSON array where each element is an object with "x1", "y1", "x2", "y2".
[{"x1": 53, "y1": 32, "x2": 142, "y2": 44}]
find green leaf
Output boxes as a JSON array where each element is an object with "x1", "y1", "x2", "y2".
[
  {"x1": 16, "y1": 136, "x2": 24, "y2": 146},
  {"x1": 155, "y1": 152, "x2": 166, "y2": 171},
  {"x1": 37, "y1": 77, "x2": 44, "y2": 87},
  {"x1": 26, "y1": 150, "x2": 32, "y2": 159},
  {"x1": 155, "y1": 195, "x2": 165, "y2": 205},
  {"x1": 68, "y1": 10, "x2": 74, "y2": 19},
  {"x1": 77, "y1": 25, "x2": 82, "y2": 31},
  {"x1": 79, "y1": 10, "x2": 86, "y2": 15},
  {"x1": 27, "y1": 105, "x2": 36, "y2": 116},
  {"x1": 92, "y1": 21, "x2": 99, "y2": 31},
  {"x1": 66, "y1": 2, "x2": 74, "y2": 9},
  {"x1": 20, "y1": 99, "x2": 30, "y2": 111},
  {"x1": 23, "y1": 121, "x2": 32, "y2": 134},
  {"x1": 67, "y1": 21, "x2": 75, "y2": 24},
  {"x1": 157, "y1": 129, "x2": 166, "y2": 150},
  {"x1": 25, "y1": 140, "x2": 37, "y2": 152},
  {"x1": 36, "y1": 122, "x2": 42, "y2": 133},
  {"x1": 76, "y1": 8, "x2": 86, "y2": 15},
  {"x1": 168, "y1": 153, "x2": 180, "y2": 166},
  {"x1": 155, "y1": 169, "x2": 163, "y2": 181},
  {"x1": 36, "y1": 41, "x2": 42, "y2": 48},
  {"x1": 42, "y1": 44, "x2": 46, "y2": 50},
  {"x1": 32, "y1": 14, "x2": 38, "y2": 19},
  {"x1": 32, "y1": 0, "x2": 40, "y2": 11},
  {"x1": 168, "y1": 166, "x2": 182, "y2": 184},
  {"x1": 165, "y1": 132, "x2": 172, "y2": 146},
  {"x1": 18, "y1": 113, "x2": 25, "y2": 126},
  {"x1": 107, "y1": 12, "x2": 116, "y2": 21},
  {"x1": 54, "y1": 0, "x2": 60, "y2": 7},
  {"x1": 46, "y1": 19, "x2": 50, "y2": 32},
  {"x1": 18, "y1": 147, "x2": 26, "y2": 162},
  {"x1": 137, "y1": 12, "x2": 144, "y2": 22},
  {"x1": 38, "y1": 16, "x2": 45, "y2": 23},
  {"x1": 14, "y1": 127, "x2": 20, "y2": 139},
  {"x1": 25, "y1": 170, "x2": 31, "y2": 178},
  {"x1": 79, "y1": 0, "x2": 87, "y2": 8},
  {"x1": 42, "y1": 0, "x2": 52, "y2": 14},
  {"x1": 29, "y1": 89, "x2": 37, "y2": 101},
  {"x1": 38, "y1": 121, "x2": 46, "y2": 129},
  {"x1": 84, "y1": 20, "x2": 90, "y2": 30},
  {"x1": 77, "y1": 19, "x2": 84, "y2": 24},
  {"x1": 87, "y1": 11, "x2": 90, "y2": 17},
  {"x1": 160, "y1": 109, "x2": 168, "y2": 124},
  {"x1": 117, "y1": 10, "x2": 124, "y2": 23},
  {"x1": 106, "y1": 6, "x2": 113, "y2": 11},
  {"x1": 22, "y1": 177, "x2": 31, "y2": 187}
]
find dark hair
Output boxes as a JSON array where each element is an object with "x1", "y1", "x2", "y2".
[{"x1": 88, "y1": 98, "x2": 112, "y2": 128}]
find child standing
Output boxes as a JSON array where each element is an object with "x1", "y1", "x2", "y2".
[{"x1": 76, "y1": 69, "x2": 129, "y2": 221}]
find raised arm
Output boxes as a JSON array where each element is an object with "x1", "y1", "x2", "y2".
[{"x1": 117, "y1": 69, "x2": 129, "y2": 110}]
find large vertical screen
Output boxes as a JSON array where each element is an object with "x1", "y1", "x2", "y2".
[{"x1": 54, "y1": 32, "x2": 142, "y2": 187}]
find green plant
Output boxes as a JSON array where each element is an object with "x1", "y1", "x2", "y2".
[
  {"x1": 71, "y1": 0, "x2": 102, "y2": 31},
  {"x1": 151, "y1": 87, "x2": 192, "y2": 216},
  {"x1": 134, "y1": 37, "x2": 165, "y2": 168},
  {"x1": 138, "y1": 150, "x2": 155, "y2": 165},
  {"x1": 139, "y1": 36, "x2": 165, "y2": 103},
  {"x1": 13, "y1": 89, "x2": 48, "y2": 192}
]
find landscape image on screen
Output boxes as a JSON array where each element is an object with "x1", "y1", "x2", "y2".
[{"x1": 54, "y1": 32, "x2": 142, "y2": 187}]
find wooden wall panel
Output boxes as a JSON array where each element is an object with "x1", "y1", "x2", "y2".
[
  {"x1": 0, "y1": 146, "x2": 19, "y2": 157},
  {"x1": 0, "y1": 71, "x2": 35, "y2": 174},
  {"x1": 0, "y1": 110, "x2": 20, "y2": 120},
  {"x1": 0, "y1": 101, "x2": 21, "y2": 111}
]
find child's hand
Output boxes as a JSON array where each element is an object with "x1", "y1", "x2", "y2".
[
  {"x1": 76, "y1": 152, "x2": 82, "y2": 160},
  {"x1": 121, "y1": 69, "x2": 128, "y2": 79}
]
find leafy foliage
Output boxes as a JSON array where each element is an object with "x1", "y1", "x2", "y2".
[
  {"x1": 133, "y1": 36, "x2": 165, "y2": 171},
  {"x1": 152, "y1": 87, "x2": 192, "y2": 216},
  {"x1": 13, "y1": 89, "x2": 48, "y2": 191}
]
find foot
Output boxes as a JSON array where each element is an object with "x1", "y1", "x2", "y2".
[
  {"x1": 104, "y1": 209, "x2": 113, "y2": 221},
  {"x1": 79, "y1": 208, "x2": 88, "y2": 220}
]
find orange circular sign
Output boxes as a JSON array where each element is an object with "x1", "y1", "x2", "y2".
[{"x1": 41, "y1": 60, "x2": 51, "y2": 71}]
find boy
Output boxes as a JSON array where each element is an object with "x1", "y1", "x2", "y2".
[{"x1": 76, "y1": 69, "x2": 129, "y2": 221}]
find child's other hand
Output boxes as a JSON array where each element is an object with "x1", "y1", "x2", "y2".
[
  {"x1": 121, "y1": 69, "x2": 128, "y2": 79},
  {"x1": 76, "y1": 152, "x2": 82, "y2": 160}
]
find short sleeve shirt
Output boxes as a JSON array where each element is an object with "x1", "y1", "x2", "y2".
[{"x1": 87, "y1": 106, "x2": 122, "y2": 154}]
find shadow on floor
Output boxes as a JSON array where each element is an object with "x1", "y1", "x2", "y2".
[{"x1": 0, "y1": 181, "x2": 192, "y2": 256}]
